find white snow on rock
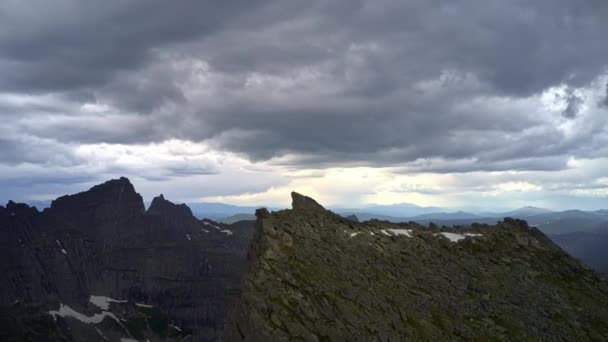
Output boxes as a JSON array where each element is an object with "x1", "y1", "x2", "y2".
[
  {"x1": 380, "y1": 229, "x2": 413, "y2": 237},
  {"x1": 186, "y1": 234, "x2": 192, "y2": 241},
  {"x1": 202, "y1": 228, "x2": 209, "y2": 233},
  {"x1": 56, "y1": 240, "x2": 62, "y2": 246},
  {"x1": 370, "y1": 231, "x2": 375, "y2": 236},
  {"x1": 349, "y1": 232, "x2": 362, "y2": 238},
  {"x1": 438, "y1": 232, "x2": 483, "y2": 242},
  {"x1": 89, "y1": 295, "x2": 127, "y2": 311},
  {"x1": 220, "y1": 230, "x2": 233, "y2": 236},
  {"x1": 135, "y1": 303, "x2": 154, "y2": 308},
  {"x1": 61, "y1": 249, "x2": 67, "y2": 255},
  {"x1": 202, "y1": 221, "x2": 221, "y2": 230},
  {"x1": 49, "y1": 303, "x2": 121, "y2": 324},
  {"x1": 169, "y1": 324, "x2": 182, "y2": 332}
]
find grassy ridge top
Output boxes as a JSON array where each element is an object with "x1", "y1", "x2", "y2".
[{"x1": 225, "y1": 193, "x2": 608, "y2": 341}]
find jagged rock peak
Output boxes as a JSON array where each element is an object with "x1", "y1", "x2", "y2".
[
  {"x1": 89, "y1": 176, "x2": 136, "y2": 194},
  {"x1": 50, "y1": 177, "x2": 145, "y2": 213},
  {"x1": 147, "y1": 193, "x2": 194, "y2": 218},
  {"x1": 2, "y1": 200, "x2": 39, "y2": 215},
  {"x1": 255, "y1": 208, "x2": 270, "y2": 218},
  {"x1": 225, "y1": 197, "x2": 608, "y2": 341},
  {"x1": 291, "y1": 192, "x2": 325, "y2": 211}
]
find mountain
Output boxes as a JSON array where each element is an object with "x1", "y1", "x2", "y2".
[
  {"x1": 218, "y1": 213, "x2": 257, "y2": 224},
  {"x1": 408, "y1": 211, "x2": 481, "y2": 221},
  {"x1": 379, "y1": 208, "x2": 608, "y2": 273},
  {"x1": 551, "y1": 229, "x2": 608, "y2": 274},
  {"x1": 225, "y1": 192, "x2": 608, "y2": 341},
  {"x1": 0, "y1": 178, "x2": 255, "y2": 341},
  {"x1": 335, "y1": 203, "x2": 443, "y2": 219},
  {"x1": 4, "y1": 180, "x2": 608, "y2": 340},
  {"x1": 187, "y1": 202, "x2": 280, "y2": 220},
  {"x1": 483, "y1": 206, "x2": 554, "y2": 218},
  {"x1": 339, "y1": 211, "x2": 481, "y2": 223}
]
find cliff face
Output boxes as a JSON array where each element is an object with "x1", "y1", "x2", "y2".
[
  {"x1": 225, "y1": 192, "x2": 608, "y2": 341},
  {"x1": 0, "y1": 178, "x2": 254, "y2": 341}
]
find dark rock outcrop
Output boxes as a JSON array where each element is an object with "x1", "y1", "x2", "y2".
[
  {"x1": 291, "y1": 191, "x2": 325, "y2": 212},
  {"x1": 0, "y1": 178, "x2": 255, "y2": 341},
  {"x1": 225, "y1": 193, "x2": 608, "y2": 341}
]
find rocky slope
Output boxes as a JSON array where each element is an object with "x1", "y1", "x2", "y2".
[
  {"x1": 0, "y1": 178, "x2": 255, "y2": 341},
  {"x1": 225, "y1": 192, "x2": 608, "y2": 341}
]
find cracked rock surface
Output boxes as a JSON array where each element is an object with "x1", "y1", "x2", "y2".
[
  {"x1": 225, "y1": 192, "x2": 608, "y2": 341},
  {"x1": 0, "y1": 178, "x2": 255, "y2": 341}
]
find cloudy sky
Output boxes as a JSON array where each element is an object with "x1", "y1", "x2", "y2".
[{"x1": 1, "y1": 0, "x2": 607, "y2": 210}]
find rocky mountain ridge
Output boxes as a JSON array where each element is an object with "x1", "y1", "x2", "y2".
[
  {"x1": 0, "y1": 177, "x2": 255, "y2": 341},
  {"x1": 225, "y1": 192, "x2": 608, "y2": 341}
]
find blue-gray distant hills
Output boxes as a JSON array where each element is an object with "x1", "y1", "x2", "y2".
[{"x1": 187, "y1": 202, "x2": 282, "y2": 221}]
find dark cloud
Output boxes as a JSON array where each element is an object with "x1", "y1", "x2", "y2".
[
  {"x1": 0, "y1": 0, "x2": 608, "y2": 173},
  {"x1": 561, "y1": 88, "x2": 584, "y2": 119},
  {"x1": 0, "y1": 0, "x2": 274, "y2": 93},
  {"x1": 0, "y1": 137, "x2": 79, "y2": 166}
]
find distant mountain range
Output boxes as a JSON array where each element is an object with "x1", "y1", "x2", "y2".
[{"x1": 186, "y1": 203, "x2": 282, "y2": 220}]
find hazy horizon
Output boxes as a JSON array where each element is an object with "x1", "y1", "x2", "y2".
[{"x1": 4, "y1": 176, "x2": 607, "y2": 214}]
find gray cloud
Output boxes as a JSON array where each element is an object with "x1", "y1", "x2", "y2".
[
  {"x1": 0, "y1": 0, "x2": 273, "y2": 93},
  {"x1": 0, "y1": 136, "x2": 79, "y2": 166},
  {"x1": 1, "y1": 0, "x2": 608, "y2": 174}
]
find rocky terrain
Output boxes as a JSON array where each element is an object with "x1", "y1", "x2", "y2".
[
  {"x1": 225, "y1": 192, "x2": 608, "y2": 341},
  {"x1": 0, "y1": 178, "x2": 255, "y2": 341}
]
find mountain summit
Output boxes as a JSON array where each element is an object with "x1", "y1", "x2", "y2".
[
  {"x1": 225, "y1": 193, "x2": 608, "y2": 341},
  {"x1": 0, "y1": 178, "x2": 255, "y2": 341}
]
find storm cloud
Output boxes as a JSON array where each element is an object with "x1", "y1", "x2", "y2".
[{"x1": 1, "y1": 0, "x2": 607, "y2": 206}]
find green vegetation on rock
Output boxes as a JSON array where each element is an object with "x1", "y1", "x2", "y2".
[{"x1": 225, "y1": 192, "x2": 608, "y2": 341}]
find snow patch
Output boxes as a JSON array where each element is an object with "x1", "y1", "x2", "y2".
[
  {"x1": 49, "y1": 303, "x2": 121, "y2": 324},
  {"x1": 186, "y1": 234, "x2": 192, "y2": 241},
  {"x1": 380, "y1": 229, "x2": 413, "y2": 237},
  {"x1": 202, "y1": 228, "x2": 209, "y2": 233},
  {"x1": 89, "y1": 295, "x2": 127, "y2": 311},
  {"x1": 56, "y1": 240, "x2": 62, "y2": 246},
  {"x1": 135, "y1": 303, "x2": 154, "y2": 308},
  {"x1": 349, "y1": 232, "x2": 362, "y2": 238},
  {"x1": 202, "y1": 221, "x2": 221, "y2": 230},
  {"x1": 61, "y1": 249, "x2": 67, "y2": 255},
  {"x1": 168, "y1": 324, "x2": 182, "y2": 332},
  {"x1": 220, "y1": 230, "x2": 233, "y2": 236},
  {"x1": 438, "y1": 232, "x2": 483, "y2": 242}
]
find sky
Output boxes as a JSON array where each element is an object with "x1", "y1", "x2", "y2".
[{"x1": 1, "y1": 0, "x2": 607, "y2": 211}]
